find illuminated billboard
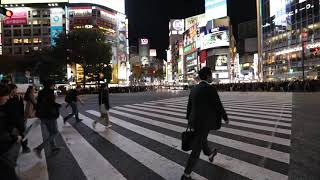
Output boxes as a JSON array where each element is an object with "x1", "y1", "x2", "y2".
[
  {"x1": 214, "y1": 55, "x2": 228, "y2": 71},
  {"x1": 1, "y1": 0, "x2": 68, "y2": 4},
  {"x1": 185, "y1": 14, "x2": 205, "y2": 30},
  {"x1": 3, "y1": 8, "x2": 28, "y2": 26},
  {"x1": 205, "y1": 0, "x2": 227, "y2": 20},
  {"x1": 200, "y1": 30, "x2": 229, "y2": 50},
  {"x1": 69, "y1": 0, "x2": 125, "y2": 14}
]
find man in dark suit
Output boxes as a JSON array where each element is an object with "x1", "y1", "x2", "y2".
[{"x1": 181, "y1": 67, "x2": 229, "y2": 180}]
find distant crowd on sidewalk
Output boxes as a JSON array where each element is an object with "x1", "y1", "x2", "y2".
[{"x1": 214, "y1": 80, "x2": 320, "y2": 92}]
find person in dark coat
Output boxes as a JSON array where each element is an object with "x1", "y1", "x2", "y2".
[
  {"x1": 5, "y1": 84, "x2": 31, "y2": 154},
  {"x1": 63, "y1": 86, "x2": 83, "y2": 124},
  {"x1": 0, "y1": 84, "x2": 22, "y2": 180},
  {"x1": 33, "y1": 80, "x2": 62, "y2": 159},
  {"x1": 92, "y1": 83, "x2": 111, "y2": 129},
  {"x1": 181, "y1": 67, "x2": 229, "y2": 180}
]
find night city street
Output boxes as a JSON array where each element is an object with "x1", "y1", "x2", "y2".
[
  {"x1": 10, "y1": 90, "x2": 319, "y2": 180},
  {"x1": 1, "y1": 0, "x2": 320, "y2": 180}
]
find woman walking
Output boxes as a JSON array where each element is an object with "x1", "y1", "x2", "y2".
[
  {"x1": 24, "y1": 86, "x2": 37, "y2": 119},
  {"x1": 92, "y1": 83, "x2": 112, "y2": 129}
]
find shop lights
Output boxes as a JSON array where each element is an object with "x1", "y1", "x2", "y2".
[
  {"x1": 275, "y1": 42, "x2": 320, "y2": 56},
  {"x1": 48, "y1": 3, "x2": 59, "y2": 7}
]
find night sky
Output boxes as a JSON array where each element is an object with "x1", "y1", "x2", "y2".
[{"x1": 125, "y1": 0, "x2": 256, "y2": 59}]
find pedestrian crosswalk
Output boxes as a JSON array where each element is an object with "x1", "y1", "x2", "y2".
[{"x1": 17, "y1": 92, "x2": 293, "y2": 180}]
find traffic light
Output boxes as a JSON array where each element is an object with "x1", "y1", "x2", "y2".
[{"x1": 0, "y1": 7, "x2": 13, "y2": 17}]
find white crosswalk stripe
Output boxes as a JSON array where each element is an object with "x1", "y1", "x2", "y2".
[
  {"x1": 114, "y1": 106, "x2": 292, "y2": 135},
  {"x1": 78, "y1": 114, "x2": 207, "y2": 180},
  {"x1": 17, "y1": 92, "x2": 292, "y2": 180},
  {"x1": 17, "y1": 119, "x2": 49, "y2": 180},
  {"x1": 86, "y1": 110, "x2": 289, "y2": 180},
  {"x1": 106, "y1": 108, "x2": 290, "y2": 163},
  {"x1": 56, "y1": 117, "x2": 126, "y2": 180}
]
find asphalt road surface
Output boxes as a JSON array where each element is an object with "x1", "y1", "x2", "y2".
[{"x1": 16, "y1": 90, "x2": 320, "y2": 180}]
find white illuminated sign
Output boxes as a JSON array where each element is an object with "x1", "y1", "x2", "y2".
[
  {"x1": 1, "y1": 0, "x2": 67, "y2": 4},
  {"x1": 201, "y1": 31, "x2": 229, "y2": 50},
  {"x1": 185, "y1": 14, "x2": 205, "y2": 30},
  {"x1": 85, "y1": 25, "x2": 93, "y2": 28},
  {"x1": 172, "y1": 20, "x2": 184, "y2": 31},
  {"x1": 205, "y1": 0, "x2": 227, "y2": 20},
  {"x1": 150, "y1": 49, "x2": 157, "y2": 57},
  {"x1": 69, "y1": 0, "x2": 125, "y2": 14},
  {"x1": 140, "y1": 39, "x2": 149, "y2": 45},
  {"x1": 269, "y1": 0, "x2": 318, "y2": 26}
]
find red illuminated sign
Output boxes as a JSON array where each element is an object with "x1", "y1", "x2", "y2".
[{"x1": 3, "y1": 10, "x2": 27, "y2": 25}]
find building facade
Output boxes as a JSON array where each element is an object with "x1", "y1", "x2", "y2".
[
  {"x1": 237, "y1": 20, "x2": 259, "y2": 82},
  {"x1": 168, "y1": 19, "x2": 184, "y2": 84},
  {"x1": 0, "y1": 0, "x2": 129, "y2": 85},
  {"x1": 258, "y1": 0, "x2": 320, "y2": 81}
]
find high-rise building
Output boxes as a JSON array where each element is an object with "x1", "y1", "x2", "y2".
[
  {"x1": 237, "y1": 20, "x2": 259, "y2": 82},
  {"x1": 0, "y1": 0, "x2": 128, "y2": 85},
  {"x1": 168, "y1": 19, "x2": 184, "y2": 84},
  {"x1": 257, "y1": 0, "x2": 320, "y2": 81}
]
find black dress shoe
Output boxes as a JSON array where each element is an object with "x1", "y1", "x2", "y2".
[
  {"x1": 209, "y1": 148, "x2": 218, "y2": 162},
  {"x1": 181, "y1": 174, "x2": 194, "y2": 180}
]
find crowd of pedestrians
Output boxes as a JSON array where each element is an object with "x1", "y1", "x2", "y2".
[
  {"x1": 0, "y1": 79, "x2": 112, "y2": 179},
  {"x1": 214, "y1": 80, "x2": 320, "y2": 92}
]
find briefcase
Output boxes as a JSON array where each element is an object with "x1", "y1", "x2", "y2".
[{"x1": 181, "y1": 125, "x2": 194, "y2": 152}]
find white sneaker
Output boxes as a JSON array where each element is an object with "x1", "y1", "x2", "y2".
[{"x1": 92, "y1": 121, "x2": 96, "y2": 129}]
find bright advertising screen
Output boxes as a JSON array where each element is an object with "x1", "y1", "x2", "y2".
[
  {"x1": 1, "y1": 0, "x2": 68, "y2": 4},
  {"x1": 214, "y1": 55, "x2": 228, "y2": 71},
  {"x1": 69, "y1": 0, "x2": 125, "y2": 14},
  {"x1": 205, "y1": 0, "x2": 227, "y2": 20},
  {"x1": 200, "y1": 30, "x2": 229, "y2": 50},
  {"x1": 185, "y1": 14, "x2": 205, "y2": 30}
]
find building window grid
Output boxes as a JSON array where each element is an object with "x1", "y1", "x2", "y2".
[{"x1": 262, "y1": 0, "x2": 320, "y2": 79}]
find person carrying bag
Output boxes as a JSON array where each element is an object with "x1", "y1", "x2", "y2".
[{"x1": 181, "y1": 67, "x2": 229, "y2": 180}]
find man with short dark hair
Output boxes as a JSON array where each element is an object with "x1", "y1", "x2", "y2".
[
  {"x1": 34, "y1": 80, "x2": 62, "y2": 158},
  {"x1": 181, "y1": 67, "x2": 229, "y2": 180}
]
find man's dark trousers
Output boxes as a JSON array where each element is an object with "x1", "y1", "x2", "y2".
[
  {"x1": 36, "y1": 119, "x2": 58, "y2": 150},
  {"x1": 184, "y1": 129, "x2": 211, "y2": 174},
  {"x1": 65, "y1": 102, "x2": 79, "y2": 121}
]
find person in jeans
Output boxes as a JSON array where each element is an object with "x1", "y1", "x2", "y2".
[
  {"x1": 64, "y1": 86, "x2": 83, "y2": 124},
  {"x1": 5, "y1": 84, "x2": 31, "y2": 154},
  {"x1": 0, "y1": 84, "x2": 22, "y2": 180},
  {"x1": 181, "y1": 67, "x2": 229, "y2": 180},
  {"x1": 33, "y1": 80, "x2": 62, "y2": 159},
  {"x1": 92, "y1": 83, "x2": 112, "y2": 129}
]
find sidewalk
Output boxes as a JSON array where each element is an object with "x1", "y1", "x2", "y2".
[{"x1": 289, "y1": 93, "x2": 320, "y2": 180}]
